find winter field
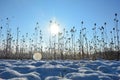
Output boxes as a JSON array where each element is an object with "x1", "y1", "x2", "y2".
[{"x1": 0, "y1": 60, "x2": 120, "y2": 80}]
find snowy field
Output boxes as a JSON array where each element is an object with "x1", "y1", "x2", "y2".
[{"x1": 0, "y1": 60, "x2": 120, "y2": 80}]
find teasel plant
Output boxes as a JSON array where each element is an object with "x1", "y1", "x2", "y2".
[
  {"x1": 5, "y1": 18, "x2": 9, "y2": 55},
  {"x1": 88, "y1": 40, "x2": 93, "y2": 59},
  {"x1": 78, "y1": 30, "x2": 82, "y2": 59},
  {"x1": 20, "y1": 35, "x2": 25, "y2": 54},
  {"x1": 101, "y1": 26, "x2": 105, "y2": 52},
  {"x1": 109, "y1": 30, "x2": 114, "y2": 51},
  {"x1": 16, "y1": 27, "x2": 20, "y2": 54},
  {"x1": 62, "y1": 28, "x2": 66, "y2": 59},
  {"x1": 58, "y1": 28, "x2": 67, "y2": 59},
  {"x1": 92, "y1": 23, "x2": 97, "y2": 59},
  {"x1": 58, "y1": 32, "x2": 62, "y2": 59},
  {"x1": 5, "y1": 18, "x2": 13, "y2": 58},
  {"x1": 49, "y1": 20, "x2": 52, "y2": 59},
  {"x1": 48, "y1": 20, "x2": 57, "y2": 59},
  {"x1": 83, "y1": 27, "x2": 89, "y2": 59},
  {"x1": 34, "y1": 22, "x2": 39, "y2": 53},
  {"x1": 25, "y1": 33, "x2": 28, "y2": 53},
  {"x1": 39, "y1": 29, "x2": 43, "y2": 53},
  {"x1": 64, "y1": 30, "x2": 71, "y2": 59},
  {"x1": 78, "y1": 25, "x2": 86, "y2": 59},
  {"x1": 53, "y1": 34, "x2": 56, "y2": 60},
  {"x1": 103, "y1": 22, "x2": 108, "y2": 50},
  {"x1": 103, "y1": 22, "x2": 108, "y2": 58},
  {"x1": 0, "y1": 18, "x2": 4, "y2": 54},
  {"x1": 12, "y1": 39, "x2": 16, "y2": 54},
  {"x1": 85, "y1": 35, "x2": 89, "y2": 59},
  {"x1": 64, "y1": 31, "x2": 67, "y2": 57},
  {"x1": 79, "y1": 21, "x2": 85, "y2": 59},
  {"x1": 70, "y1": 26, "x2": 76, "y2": 59},
  {"x1": 112, "y1": 27, "x2": 116, "y2": 51},
  {"x1": 98, "y1": 26, "x2": 102, "y2": 53},
  {"x1": 114, "y1": 13, "x2": 119, "y2": 51},
  {"x1": 114, "y1": 13, "x2": 120, "y2": 60},
  {"x1": 0, "y1": 26, "x2": 2, "y2": 51},
  {"x1": 29, "y1": 34, "x2": 34, "y2": 54}
]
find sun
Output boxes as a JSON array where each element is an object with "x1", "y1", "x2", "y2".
[{"x1": 50, "y1": 22, "x2": 59, "y2": 35}]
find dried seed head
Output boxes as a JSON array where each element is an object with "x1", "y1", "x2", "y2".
[{"x1": 115, "y1": 13, "x2": 117, "y2": 16}]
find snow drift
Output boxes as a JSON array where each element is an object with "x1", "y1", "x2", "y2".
[{"x1": 0, "y1": 60, "x2": 120, "y2": 80}]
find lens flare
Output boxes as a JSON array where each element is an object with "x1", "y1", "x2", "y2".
[{"x1": 33, "y1": 53, "x2": 42, "y2": 60}]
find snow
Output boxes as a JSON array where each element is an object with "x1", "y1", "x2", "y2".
[
  {"x1": 0, "y1": 60, "x2": 120, "y2": 80},
  {"x1": 65, "y1": 72, "x2": 99, "y2": 80}
]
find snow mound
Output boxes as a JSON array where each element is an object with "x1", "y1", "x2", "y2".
[
  {"x1": 65, "y1": 72, "x2": 99, "y2": 80},
  {"x1": 45, "y1": 76, "x2": 71, "y2": 80},
  {"x1": 97, "y1": 65, "x2": 115, "y2": 74}
]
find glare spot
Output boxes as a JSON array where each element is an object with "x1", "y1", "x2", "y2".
[
  {"x1": 33, "y1": 53, "x2": 42, "y2": 60},
  {"x1": 50, "y1": 23, "x2": 59, "y2": 35}
]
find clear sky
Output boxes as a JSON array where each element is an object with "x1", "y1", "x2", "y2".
[{"x1": 0, "y1": 0, "x2": 120, "y2": 45}]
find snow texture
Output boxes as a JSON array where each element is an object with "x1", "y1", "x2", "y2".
[{"x1": 0, "y1": 60, "x2": 120, "y2": 80}]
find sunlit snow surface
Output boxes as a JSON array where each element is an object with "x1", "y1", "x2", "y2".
[{"x1": 0, "y1": 60, "x2": 120, "y2": 80}]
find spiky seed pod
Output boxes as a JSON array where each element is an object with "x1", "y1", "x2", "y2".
[
  {"x1": 36, "y1": 22, "x2": 39, "y2": 25},
  {"x1": 115, "y1": 13, "x2": 117, "y2": 16},
  {"x1": 81, "y1": 21, "x2": 83, "y2": 24},
  {"x1": 104, "y1": 22, "x2": 106, "y2": 25},
  {"x1": 73, "y1": 26, "x2": 75, "y2": 29},
  {"x1": 116, "y1": 20, "x2": 119, "y2": 22},
  {"x1": 94, "y1": 23, "x2": 96, "y2": 26},
  {"x1": 101, "y1": 26, "x2": 104, "y2": 29},
  {"x1": 50, "y1": 20, "x2": 52, "y2": 23},
  {"x1": 113, "y1": 28, "x2": 115, "y2": 30},
  {"x1": 6, "y1": 17, "x2": 8, "y2": 20}
]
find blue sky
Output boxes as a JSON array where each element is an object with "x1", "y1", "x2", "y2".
[{"x1": 0, "y1": 0, "x2": 120, "y2": 44}]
